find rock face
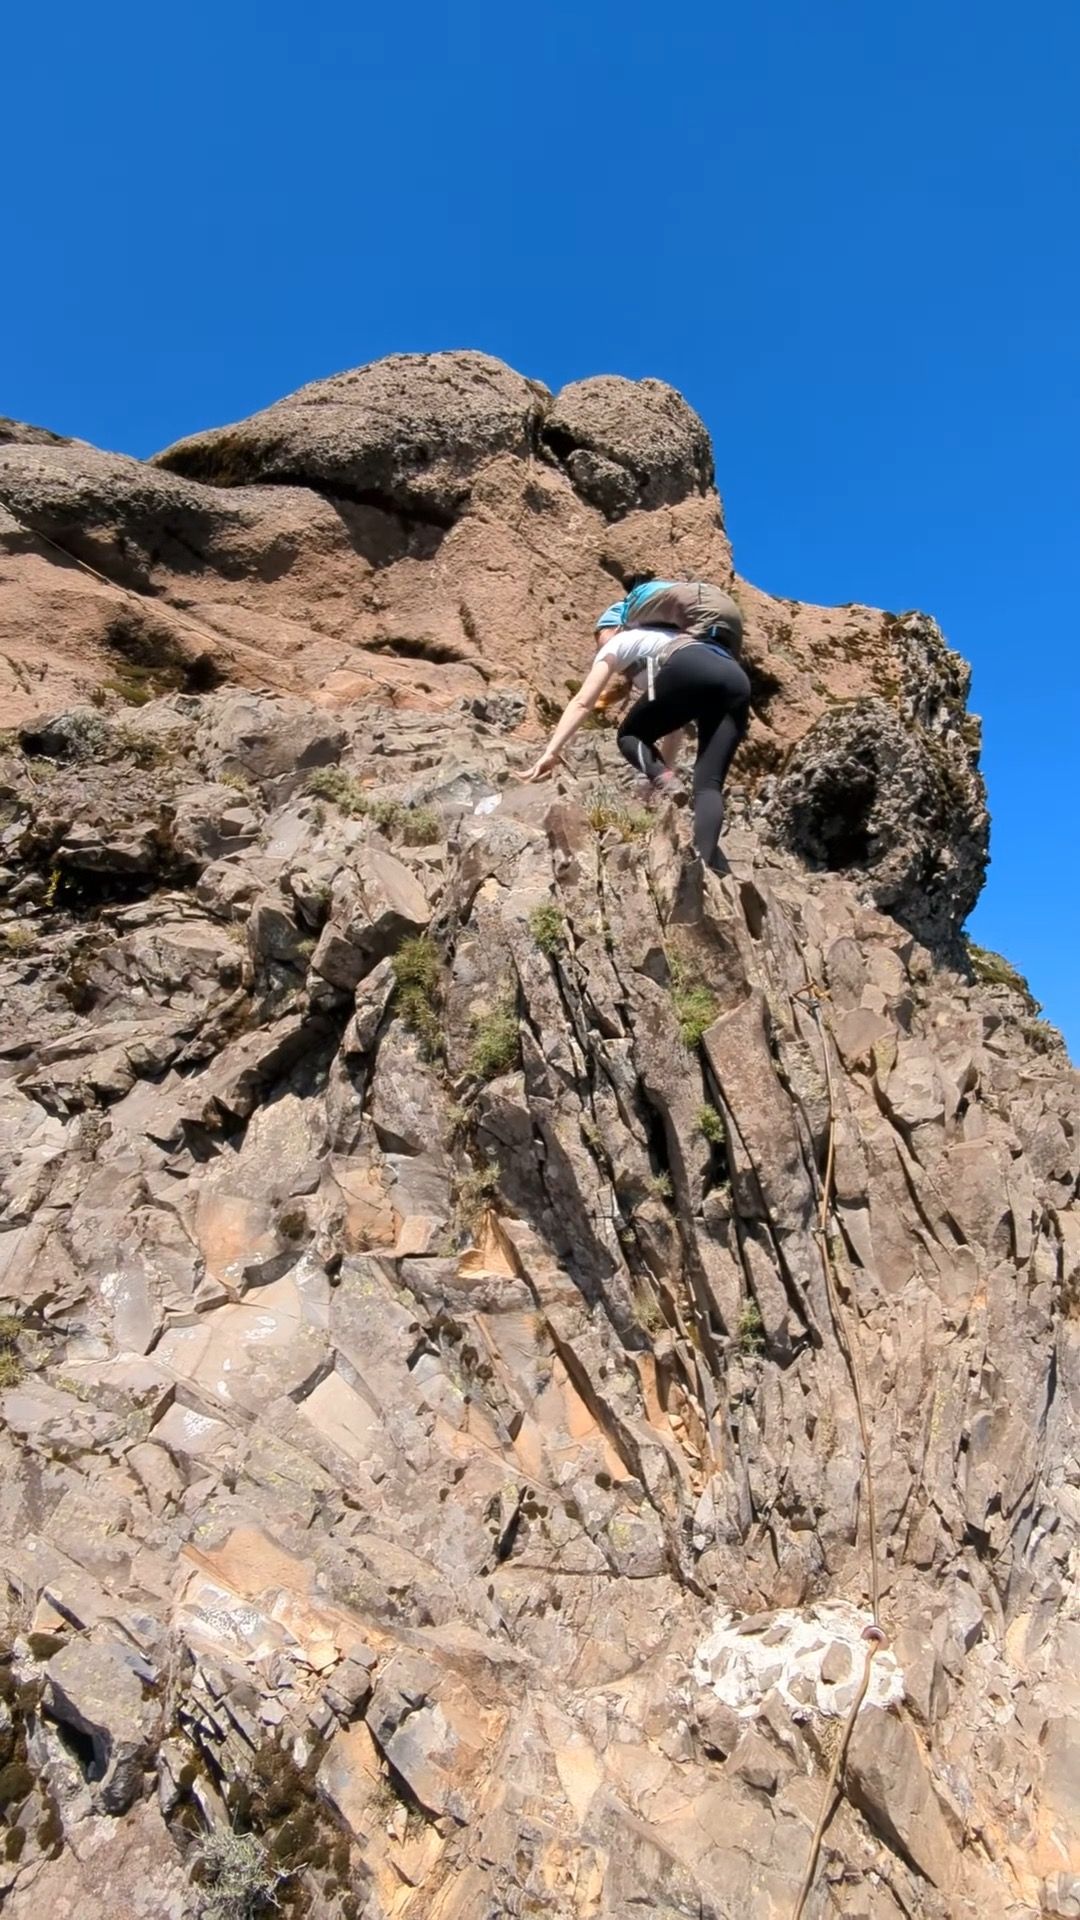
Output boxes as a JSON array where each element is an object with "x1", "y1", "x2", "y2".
[{"x1": 0, "y1": 359, "x2": 1075, "y2": 1919}]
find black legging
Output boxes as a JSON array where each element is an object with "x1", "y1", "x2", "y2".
[{"x1": 617, "y1": 644, "x2": 751, "y2": 867}]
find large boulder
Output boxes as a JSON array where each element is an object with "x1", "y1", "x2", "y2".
[
  {"x1": 154, "y1": 349, "x2": 549, "y2": 520},
  {"x1": 44, "y1": 1634, "x2": 159, "y2": 1812},
  {"x1": 542, "y1": 373, "x2": 715, "y2": 516},
  {"x1": 764, "y1": 695, "x2": 988, "y2": 945}
]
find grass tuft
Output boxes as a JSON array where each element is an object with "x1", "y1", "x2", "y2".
[
  {"x1": 192, "y1": 1827, "x2": 283, "y2": 1920},
  {"x1": 1, "y1": 924, "x2": 37, "y2": 956},
  {"x1": 698, "y1": 1104, "x2": 725, "y2": 1145},
  {"x1": 392, "y1": 936, "x2": 443, "y2": 1058},
  {"x1": 737, "y1": 1298, "x2": 765, "y2": 1356},
  {"x1": 528, "y1": 902, "x2": 565, "y2": 956},
  {"x1": 306, "y1": 765, "x2": 368, "y2": 815},
  {"x1": 470, "y1": 995, "x2": 519, "y2": 1080},
  {"x1": 305, "y1": 770, "x2": 442, "y2": 845},
  {"x1": 456, "y1": 1161, "x2": 500, "y2": 1227},
  {"x1": 584, "y1": 785, "x2": 653, "y2": 842},
  {"x1": 668, "y1": 950, "x2": 718, "y2": 1049},
  {"x1": 965, "y1": 938, "x2": 1040, "y2": 1014}
]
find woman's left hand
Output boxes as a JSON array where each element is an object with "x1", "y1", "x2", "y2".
[{"x1": 521, "y1": 748, "x2": 561, "y2": 783}]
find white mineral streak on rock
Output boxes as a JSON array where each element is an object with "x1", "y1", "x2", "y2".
[{"x1": 693, "y1": 1602, "x2": 905, "y2": 1719}]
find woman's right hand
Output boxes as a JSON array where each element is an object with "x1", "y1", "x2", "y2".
[{"x1": 521, "y1": 748, "x2": 561, "y2": 783}]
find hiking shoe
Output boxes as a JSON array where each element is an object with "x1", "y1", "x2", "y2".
[{"x1": 649, "y1": 770, "x2": 688, "y2": 807}]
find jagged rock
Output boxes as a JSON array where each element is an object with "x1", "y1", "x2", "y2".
[
  {"x1": 0, "y1": 368, "x2": 1075, "y2": 1919},
  {"x1": 44, "y1": 1633, "x2": 159, "y2": 1812},
  {"x1": 765, "y1": 695, "x2": 988, "y2": 946},
  {"x1": 847, "y1": 1704, "x2": 962, "y2": 1894},
  {"x1": 311, "y1": 845, "x2": 429, "y2": 990}
]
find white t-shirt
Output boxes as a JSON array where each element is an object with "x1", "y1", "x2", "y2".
[{"x1": 595, "y1": 626, "x2": 677, "y2": 681}]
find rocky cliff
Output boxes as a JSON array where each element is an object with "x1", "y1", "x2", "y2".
[{"x1": 0, "y1": 354, "x2": 1076, "y2": 1919}]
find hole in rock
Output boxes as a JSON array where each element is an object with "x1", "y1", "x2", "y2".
[
  {"x1": 797, "y1": 762, "x2": 877, "y2": 871},
  {"x1": 46, "y1": 1712, "x2": 104, "y2": 1782}
]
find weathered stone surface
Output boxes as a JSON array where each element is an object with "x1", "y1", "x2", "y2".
[
  {"x1": 541, "y1": 372, "x2": 715, "y2": 515},
  {"x1": 0, "y1": 371, "x2": 1075, "y2": 1919},
  {"x1": 44, "y1": 1634, "x2": 159, "y2": 1812},
  {"x1": 766, "y1": 693, "x2": 988, "y2": 945},
  {"x1": 155, "y1": 348, "x2": 547, "y2": 516}
]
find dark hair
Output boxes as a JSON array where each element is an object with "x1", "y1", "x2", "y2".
[{"x1": 624, "y1": 571, "x2": 656, "y2": 593}]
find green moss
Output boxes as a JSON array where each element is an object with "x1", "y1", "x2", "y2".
[
  {"x1": 1, "y1": 924, "x2": 36, "y2": 956},
  {"x1": 697, "y1": 1105, "x2": 725, "y2": 1145},
  {"x1": 528, "y1": 902, "x2": 565, "y2": 955},
  {"x1": 737, "y1": 1298, "x2": 765, "y2": 1356},
  {"x1": 469, "y1": 996, "x2": 519, "y2": 1080},
  {"x1": 965, "y1": 938, "x2": 1040, "y2": 1014}
]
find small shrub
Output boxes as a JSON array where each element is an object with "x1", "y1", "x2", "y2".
[
  {"x1": 304, "y1": 771, "x2": 440, "y2": 847},
  {"x1": 698, "y1": 1104, "x2": 725, "y2": 1145},
  {"x1": 398, "y1": 988, "x2": 442, "y2": 1058},
  {"x1": 112, "y1": 724, "x2": 167, "y2": 768},
  {"x1": 218, "y1": 770, "x2": 256, "y2": 798},
  {"x1": 393, "y1": 936, "x2": 443, "y2": 1058},
  {"x1": 393, "y1": 936, "x2": 441, "y2": 998},
  {"x1": 192, "y1": 1827, "x2": 283, "y2": 1920},
  {"x1": 0, "y1": 1350, "x2": 21, "y2": 1390},
  {"x1": 1, "y1": 924, "x2": 36, "y2": 955},
  {"x1": 673, "y1": 981, "x2": 718, "y2": 1049},
  {"x1": 456, "y1": 1161, "x2": 500, "y2": 1226},
  {"x1": 584, "y1": 786, "x2": 652, "y2": 842},
  {"x1": 470, "y1": 996, "x2": 519, "y2": 1080},
  {"x1": 648, "y1": 1172, "x2": 673, "y2": 1202},
  {"x1": 528, "y1": 902, "x2": 565, "y2": 955},
  {"x1": 0, "y1": 1315, "x2": 21, "y2": 1348},
  {"x1": 737, "y1": 1298, "x2": 765, "y2": 1356},
  {"x1": 1021, "y1": 1016, "x2": 1061, "y2": 1056},
  {"x1": 634, "y1": 1287, "x2": 667, "y2": 1336},
  {"x1": 399, "y1": 804, "x2": 441, "y2": 846},
  {"x1": 965, "y1": 938, "x2": 1040, "y2": 1013},
  {"x1": 669, "y1": 951, "x2": 718, "y2": 1049},
  {"x1": 305, "y1": 765, "x2": 368, "y2": 816}
]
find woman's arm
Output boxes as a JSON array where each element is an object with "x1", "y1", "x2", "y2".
[{"x1": 522, "y1": 654, "x2": 617, "y2": 781}]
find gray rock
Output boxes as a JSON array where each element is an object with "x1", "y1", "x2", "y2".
[
  {"x1": 45, "y1": 1634, "x2": 159, "y2": 1812},
  {"x1": 765, "y1": 695, "x2": 988, "y2": 946}
]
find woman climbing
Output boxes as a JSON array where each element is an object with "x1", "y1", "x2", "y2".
[{"x1": 522, "y1": 593, "x2": 752, "y2": 872}]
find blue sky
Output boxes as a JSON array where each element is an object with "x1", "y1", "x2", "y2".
[{"x1": 3, "y1": 0, "x2": 1077, "y2": 1049}]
